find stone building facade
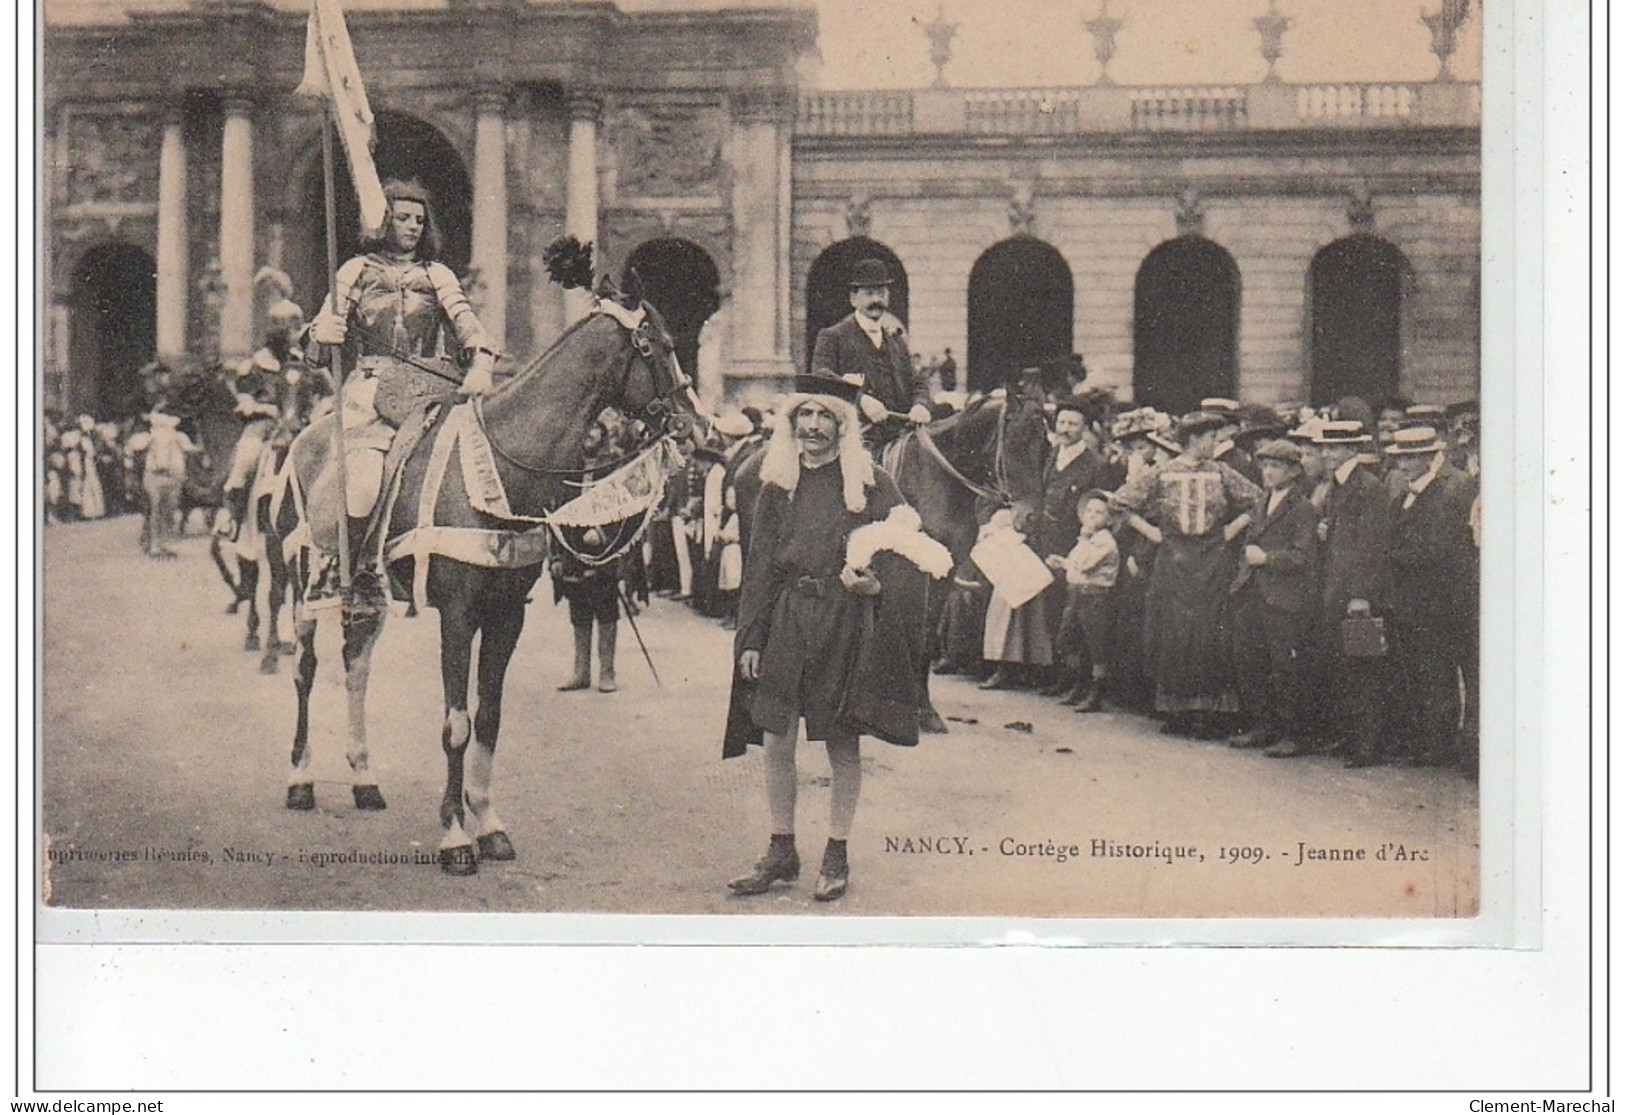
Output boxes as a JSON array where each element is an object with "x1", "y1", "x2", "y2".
[{"x1": 42, "y1": 3, "x2": 1479, "y2": 420}]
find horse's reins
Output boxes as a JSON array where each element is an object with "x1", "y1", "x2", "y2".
[{"x1": 908, "y1": 400, "x2": 1020, "y2": 507}]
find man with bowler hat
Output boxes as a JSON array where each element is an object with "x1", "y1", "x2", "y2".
[{"x1": 810, "y1": 258, "x2": 932, "y2": 448}]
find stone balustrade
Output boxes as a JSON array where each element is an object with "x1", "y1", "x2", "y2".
[{"x1": 798, "y1": 81, "x2": 1480, "y2": 137}]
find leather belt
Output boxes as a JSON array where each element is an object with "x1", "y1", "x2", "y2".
[{"x1": 792, "y1": 575, "x2": 828, "y2": 598}]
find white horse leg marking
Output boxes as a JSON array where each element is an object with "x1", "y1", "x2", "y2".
[
  {"x1": 464, "y1": 740, "x2": 505, "y2": 839},
  {"x1": 343, "y1": 615, "x2": 384, "y2": 785},
  {"x1": 439, "y1": 708, "x2": 474, "y2": 850}
]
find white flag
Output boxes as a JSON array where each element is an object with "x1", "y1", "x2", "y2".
[{"x1": 296, "y1": 0, "x2": 388, "y2": 239}]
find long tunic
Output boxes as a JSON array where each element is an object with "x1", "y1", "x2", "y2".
[
  {"x1": 725, "y1": 460, "x2": 912, "y2": 752},
  {"x1": 1113, "y1": 454, "x2": 1261, "y2": 713}
]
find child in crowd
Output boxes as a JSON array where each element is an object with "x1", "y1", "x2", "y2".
[{"x1": 1047, "y1": 490, "x2": 1120, "y2": 711}]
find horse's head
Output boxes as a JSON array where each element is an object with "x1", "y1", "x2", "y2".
[{"x1": 593, "y1": 271, "x2": 707, "y2": 450}]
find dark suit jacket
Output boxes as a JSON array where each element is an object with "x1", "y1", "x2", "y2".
[
  {"x1": 1388, "y1": 463, "x2": 1478, "y2": 628},
  {"x1": 1231, "y1": 485, "x2": 1319, "y2": 613},
  {"x1": 810, "y1": 314, "x2": 926, "y2": 417},
  {"x1": 1214, "y1": 442, "x2": 1262, "y2": 487},
  {"x1": 1320, "y1": 464, "x2": 1393, "y2": 624},
  {"x1": 1033, "y1": 446, "x2": 1121, "y2": 558}
]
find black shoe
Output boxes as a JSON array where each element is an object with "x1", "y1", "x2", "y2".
[
  {"x1": 813, "y1": 841, "x2": 849, "y2": 903},
  {"x1": 979, "y1": 668, "x2": 1013, "y2": 691},
  {"x1": 1038, "y1": 679, "x2": 1071, "y2": 698},
  {"x1": 728, "y1": 844, "x2": 800, "y2": 896},
  {"x1": 1227, "y1": 728, "x2": 1276, "y2": 750},
  {"x1": 1262, "y1": 738, "x2": 1304, "y2": 758}
]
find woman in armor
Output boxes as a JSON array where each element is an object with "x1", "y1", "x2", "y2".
[{"x1": 305, "y1": 179, "x2": 497, "y2": 600}]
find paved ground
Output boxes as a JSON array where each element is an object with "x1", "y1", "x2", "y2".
[{"x1": 39, "y1": 515, "x2": 1478, "y2": 920}]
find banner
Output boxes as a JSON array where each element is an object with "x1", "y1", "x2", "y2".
[{"x1": 296, "y1": 0, "x2": 388, "y2": 238}]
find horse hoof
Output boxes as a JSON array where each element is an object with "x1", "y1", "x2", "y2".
[
  {"x1": 259, "y1": 655, "x2": 279, "y2": 675},
  {"x1": 477, "y1": 832, "x2": 516, "y2": 862},
  {"x1": 353, "y1": 785, "x2": 388, "y2": 811},
  {"x1": 244, "y1": 634, "x2": 261, "y2": 652},
  {"x1": 919, "y1": 709, "x2": 949, "y2": 734},
  {"x1": 286, "y1": 784, "x2": 316, "y2": 811},
  {"x1": 439, "y1": 846, "x2": 478, "y2": 876},
  {"x1": 226, "y1": 601, "x2": 242, "y2": 615}
]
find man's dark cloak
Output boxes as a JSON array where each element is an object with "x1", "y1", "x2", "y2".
[{"x1": 722, "y1": 463, "x2": 928, "y2": 757}]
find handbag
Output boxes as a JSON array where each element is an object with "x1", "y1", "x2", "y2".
[{"x1": 1340, "y1": 615, "x2": 1388, "y2": 658}]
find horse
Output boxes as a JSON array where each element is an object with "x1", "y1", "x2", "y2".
[
  {"x1": 269, "y1": 271, "x2": 702, "y2": 875},
  {"x1": 729, "y1": 374, "x2": 1052, "y2": 733},
  {"x1": 212, "y1": 436, "x2": 300, "y2": 672},
  {"x1": 162, "y1": 362, "x2": 245, "y2": 541}
]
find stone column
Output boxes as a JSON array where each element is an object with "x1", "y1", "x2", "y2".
[
  {"x1": 471, "y1": 87, "x2": 509, "y2": 351},
  {"x1": 155, "y1": 102, "x2": 189, "y2": 360},
  {"x1": 727, "y1": 91, "x2": 796, "y2": 387},
  {"x1": 564, "y1": 92, "x2": 601, "y2": 322},
  {"x1": 217, "y1": 94, "x2": 255, "y2": 360}
]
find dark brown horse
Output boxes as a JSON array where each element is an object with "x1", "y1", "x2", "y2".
[{"x1": 270, "y1": 273, "x2": 702, "y2": 875}]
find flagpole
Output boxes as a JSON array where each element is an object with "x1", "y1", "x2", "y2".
[{"x1": 321, "y1": 110, "x2": 353, "y2": 598}]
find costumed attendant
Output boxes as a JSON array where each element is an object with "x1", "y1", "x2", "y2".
[
  {"x1": 551, "y1": 416, "x2": 626, "y2": 694},
  {"x1": 723, "y1": 371, "x2": 936, "y2": 902}
]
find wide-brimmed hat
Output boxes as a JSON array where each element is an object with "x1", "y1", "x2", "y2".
[
  {"x1": 1385, "y1": 426, "x2": 1447, "y2": 456},
  {"x1": 1199, "y1": 397, "x2": 1241, "y2": 417},
  {"x1": 1313, "y1": 420, "x2": 1372, "y2": 445},
  {"x1": 1232, "y1": 403, "x2": 1287, "y2": 448},
  {"x1": 713, "y1": 411, "x2": 754, "y2": 439},
  {"x1": 1287, "y1": 418, "x2": 1325, "y2": 443},
  {"x1": 793, "y1": 370, "x2": 864, "y2": 405},
  {"x1": 1112, "y1": 406, "x2": 1168, "y2": 442},
  {"x1": 1253, "y1": 439, "x2": 1302, "y2": 465},
  {"x1": 1147, "y1": 431, "x2": 1182, "y2": 455},
  {"x1": 1178, "y1": 411, "x2": 1228, "y2": 437},
  {"x1": 848, "y1": 258, "x2": 894, "y2": 289}
]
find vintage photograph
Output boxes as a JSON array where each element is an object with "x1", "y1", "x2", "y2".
[{"x1": 38, "y1": 0, "x2": 1484, "y2": 925}]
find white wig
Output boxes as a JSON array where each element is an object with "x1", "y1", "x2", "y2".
[{"x1": 757, "y1": 392, "x2": 874, "y2": 514}]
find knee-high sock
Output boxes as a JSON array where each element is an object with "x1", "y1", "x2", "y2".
[
  {"x1": 826, "y1": 732, "x2": 862, "y2": 840},
  {"x1": 763, "y1": 729, "x2": 798, "y2": 834}
]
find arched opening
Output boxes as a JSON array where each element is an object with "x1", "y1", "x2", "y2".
[
  {"x1": 67, "y1": 243, "x2": 156, "y2": 420},
  {"x1": 966, "y1": 237, "x2": 1074, "y2": 392},
  {"x1": 1133, "y1": 236, "x2": 1241, "y2": 414},
  {"x1": 804, "y1": 237, "x2": 909, "y2": 365},
  {"x1": 296, "y1": 111, "x2": 473, "y2": 315},
  {"x1": 1308, "y1": 234, "x2": 1411, "y2": 408},
  {"x1": 623, "y1": 238, "x2": 721, "y2": 381}
]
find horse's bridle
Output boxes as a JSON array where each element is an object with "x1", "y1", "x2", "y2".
[{"x1": 478, "y1": 300, "x2": 696, "y2": 480}]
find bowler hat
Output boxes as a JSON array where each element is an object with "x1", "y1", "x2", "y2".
[
  {"x1": 848, "y1": 258, "x2": 894, "y2": 289},
  {"x1": 794, "y1": 370, "x2": 864, "y2": 405}
]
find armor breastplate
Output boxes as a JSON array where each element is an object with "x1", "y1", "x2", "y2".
[{"x1": 349, "y1": 254, "x2": 446, "y2": 359}]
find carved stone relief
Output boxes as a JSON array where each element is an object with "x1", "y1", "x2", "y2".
[
  {"x1": 1174, "y1": 186, "x2": 1205, "y2": 237},
  {"x1": 602, "y1": 103, "x2": 726, "y2": 199},
  {"x1": 1008, "y1": 181, "x2": 1038, "y2": 236},
  {"x1": 599, "y1": 207, "x2": 733, "y2": 288},
  {"x1": 845, "y1": 192, "x2": 872, "y2": 238},
  {"x1": 65, "y1": 112, "x2": 162, "y2": 206},
  {"x1": 1346, "y1": 181, "x2": 1376, "y2": 234}
]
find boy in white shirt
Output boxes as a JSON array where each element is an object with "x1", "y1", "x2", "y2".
[{"x1": 1047, "y1": 490, "x2": 1120, "y2": 711}]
